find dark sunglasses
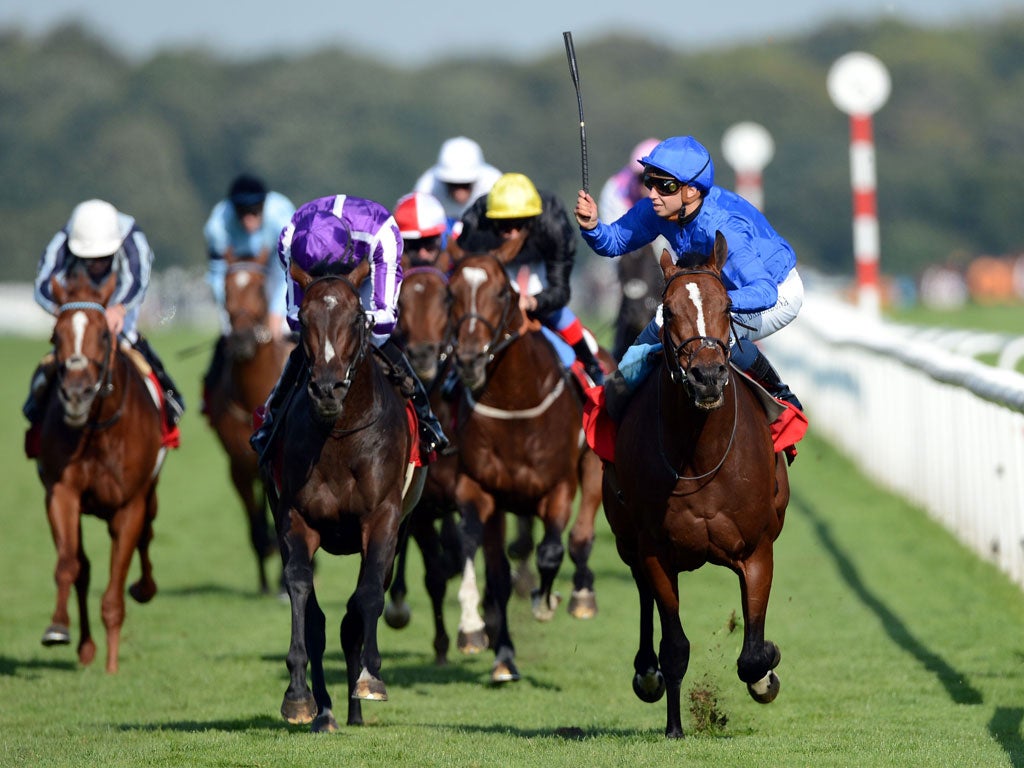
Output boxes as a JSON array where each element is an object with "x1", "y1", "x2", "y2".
[
  {"x1": 404, "y1": 236, "x2": 441, "y2": 252},
  {"x1": 641, "y1": 173, "x2": 683, "y2": 195},
  {"x1": 233, "y1": 203, "x2": 264, "y2": 218},
  {"x1": 496, "y1": 217, "x2": 529, "y2": 233}
]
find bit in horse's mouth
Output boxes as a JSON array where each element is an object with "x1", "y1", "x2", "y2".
[{"x1": 696, "y1": 394, "x2": 725, "y2": 411}]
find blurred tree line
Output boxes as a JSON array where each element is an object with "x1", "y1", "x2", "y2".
[{"x1": 1, "y1": 15, "x2": 1022, "y2": 283}]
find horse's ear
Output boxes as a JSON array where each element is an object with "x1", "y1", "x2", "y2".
[
  {"x1": 290, "y1": 259, "x2": 314, "y2": 289},
  {"x1": 51, "y1": 275, "x2": 68, "y2": 307},
  {"x1": 436, "y1": 246, "x2": 455, "y2": 274},
  {"x1": 97, "y1": 270, "x2": 117, "y2": 307},
  {"x1": 660, "y1": 248, "x2": 676, "y2": 279},
  {"x1": 224, "y1": 247, "x2": 237, "y2": 268},
  {"x1": 254, "y1": 247, "x2": 269, "y2": 267},
  {"x1": 446, "y1": 237, "x2": 464, "y2": 264},
  {"x1": 712, "y1": 231, "x2": 728, "y2": 272},
  {"x1": 348, "y1": 258, "x2": 371, "y2": 287}
]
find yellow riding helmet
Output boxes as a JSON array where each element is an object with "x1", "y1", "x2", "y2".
[{"x1": 486, "y1": 173, "x2": 542, "y2": 219}]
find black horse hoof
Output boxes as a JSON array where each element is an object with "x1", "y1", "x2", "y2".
[
  {"x1": 281, "y1": 693, "x2": 316, "y2": 724},
  {"x1": 633, "y1": 668, "x2": 665, "y2": 703},
  {"x1": 747, "y1": 670, "x2": 781, "y2": 704},
  {"x1": 384, "y1": 600, "x2": 411, "y2": 629}
]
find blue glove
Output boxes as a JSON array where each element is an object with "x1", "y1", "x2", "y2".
[{"x1": 619, "y1": 342, "x2": 662, "y2": 392}]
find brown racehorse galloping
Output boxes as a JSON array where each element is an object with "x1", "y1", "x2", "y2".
[
  {"x1": 36, "y1": 265, "x2": 168, "y2": 673},
  {"x1": 446, "y1": 239, "x2": 595, "y2": 684},
  {"x1": 267, "y1": 259, "x2": 426, "y2": 732},
  {"x1": 206, "y1": 249, "x2": 291, "y2": 593},
  {"x1": 602, "y1": 232, "x2": 790, "y2": 738}
]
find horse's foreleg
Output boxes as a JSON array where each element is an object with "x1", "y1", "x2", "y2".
[
  {"x1": 645, "y1": 555, "x2": 688, "y2": 739},
  {"x1": 481, "y1": 511, "x2": 518, "y2": 683},
  {"x1": 128, "y1": 485, "x2": 158, "y2": 604},
  {"x1": 455, "y1": 511, "x2": 486, "y2": 654},
  {"x1": 410, "y1": 515, "x2": 451, "y2": 665},
  {"x1": 231, "y1": 457, "x2": 273, "y2": 594},
  {"x1": 631, "y1": 566, "x2": 664, "y2": 704},
  {"x1": 507, "y1": 514, "x2": 536, "y2": 598},
  {"x1": 531, "y1": 486, "x2": 573, "y2": 622},
  {"x1": 279, "y1": 522, "x2": 318, "y2": 725},
  {"x1": 348, "y1": 505, "x2": 401, "y2": 710},
  {"x1": 568, "y1": 449, "x2": 602, "y2": 618},
  {"x1": 43, "y1": 487, "x2": 84, "y2": 653},
  {"x1": 305, "y1": 586, "x2": 337, "y2": 732},
  {"x1": 383, "y1": 512, "x2": 414, "y2": 631},
  {"x1": 736, "y1": 543, "x2": 781, "y2": 704},
  {"x1": 101, "y1": 497, "x2": 148, "y2": 673}
]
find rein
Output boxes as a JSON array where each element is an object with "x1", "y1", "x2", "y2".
[{"x1": 656, "y1": 367, "x2": 739, "y2": 484}]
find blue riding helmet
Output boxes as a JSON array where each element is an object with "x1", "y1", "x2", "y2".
[{"x1": 639, "y1": 136, "x2": 715, "y2": 192}]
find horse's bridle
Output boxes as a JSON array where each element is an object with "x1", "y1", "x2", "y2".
[
  {"x1": 301, "y1": 273, "x2": 372, "y2": 406},
  {"x1": 55, "y1": 300, "x2": 116, "y2": 418},
  {"x1": 659, "y1": 269, "x2": 731, "y2": 389},
  {"x1": 225, "y1": 260, "x2": 272, "y2": 346},
  {"x1": 445, "y1": 254, "x2": 521, "y2": 367}
]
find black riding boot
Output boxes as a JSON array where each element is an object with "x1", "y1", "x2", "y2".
[
  {"x1": 571, "y1": 339, "x2": 605, "y2": 386},
  {"x1": 250, "y1": 343, "x2": 305, "y2": 461},
  {"x1": 732, "y1": 338, "x2": 803, "y2": 411},
  {"x1": 378, "y1": 338, "x2": 450, "y2": 457},
  {"x1": 201, "y1": 335, "x2": 227, "y2": 416},
  {"x1": 23, "y1": 354, "x2": 57, "y2": 423}
]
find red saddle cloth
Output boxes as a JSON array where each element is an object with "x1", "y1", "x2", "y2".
[{"x1": 582, "y1": 384, "x2": 808, "y2": 465}]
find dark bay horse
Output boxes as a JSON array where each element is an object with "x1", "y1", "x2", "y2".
[
  {"x1": 206, "y1": 249, "x2": 291, "y2": 593},
  {"x1": 36, "y1": 266, "x2": 168, "y2": 673},
  {"x1": 445, "y1": 238, "x2": 599, "y2": 683},
  {"x1": 267, "y1": 259, "x2": 426, "y2": 732},
  {"x1": 602, "y1": 232, "x2": 790, "y2": 738},
  {"x1": 383, "y1": 253, "x2": 476, "y2": 664}
]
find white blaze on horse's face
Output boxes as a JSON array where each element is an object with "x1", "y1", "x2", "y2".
[
  {"x1": 232, "y1": 271, "x2": 252, "y2": 289},
  {"x1": 322, "y1": 295, "x2": 339, "y2": 363},
  {"x1": 462, "y1": 267, "x2": 488, "y2": 334},
  {"x1": 685, "y1": 282, "x2": 707, "y2": 338},
  {"x1": 67, "y1": 311, "x2": 90, "y2": 371}
]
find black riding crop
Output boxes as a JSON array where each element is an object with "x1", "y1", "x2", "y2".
[{"x1": 562, "y1": 31, "x2": 589, "y2": 193}]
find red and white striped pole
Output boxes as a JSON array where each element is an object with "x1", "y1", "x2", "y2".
[
  {"x1": 828, "y1": 52, "x2": 891, "y2": 318},
  {"x1": 721, "y1": 122, "x2": 774, "y2": 212}
]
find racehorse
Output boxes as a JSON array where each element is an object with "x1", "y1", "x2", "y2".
[
  {"x1": 601, "y1": 232, "x2": 790, "y2": 738},
  {"x1": 36, "y1": 265, "x2": 169, "y2": 673},
  {"x1": 205, "y1": 249, "x2": 291, "y2": 593},
  {"x1": 445, "y1": 237, "x2": 598, "y2": 683},
  {"x1": 383, "y1": 253, "x2": 470, "y2": 664},
  {"x1": 266, "y1": 259, "x2": 426, "y2": 732}
]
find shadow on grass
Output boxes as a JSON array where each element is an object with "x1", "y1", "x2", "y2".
[
  {"x1": 793, "y1": 491, "x2": 983, "y2": 706},
  {"x1": 990, "y1": 708, "x2": 1024, "y2": 768},
  {"x1": 0, "y1": 654, "x2": 78, "y2": 677},
  {"x1": 118, "y1": 714, "x2": 291, "y2": 733}
]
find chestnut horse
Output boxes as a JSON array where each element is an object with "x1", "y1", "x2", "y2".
[
  {"x1": 266, "y1": 259, "x2": 426, "y2": 732},
  {"x1": 602, "y1": 233, "x2": 790, "y2": 738},
  {"x1": 445, "y1": 239, "x2": 601, "y2": 683},
  {"x1": 36, "y1": 265, "x2": 168, "y2": 673},
  {"x1": 206, "y1": 249, "x2": 291, "y2": 593},
  {"x1": 383, "y1": 254, "x2": 473, "y2": 664}
]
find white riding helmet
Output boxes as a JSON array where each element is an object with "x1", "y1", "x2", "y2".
[
  {"x1": 434, "y1": 136, "x2": 485, "y2": 185},
  {"x1": 394, "y1": 192, "x2": 447, "y2": 239},
  {"x1": 67, "y1": 199, "x2": 123, "y2": 258}
]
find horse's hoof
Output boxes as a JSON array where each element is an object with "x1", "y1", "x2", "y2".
[
  {"x1": 128, "y1": 579, "x2": 157, "y2": 604},
  {"x1": 530, "y1": 589, "x2": 561, "y2": 621},
  {"x1": 568, "y1": 588, "x2": 597, "y2": 619},
  {"x1": 311, "y1": 709, "x2": 340, "y2": 733},
  {"x1": 352, "y1": 669, "x2": 388, "y2": 701},
  {"x1": 490, "y1": 660, "x2": 520, "y2": 684},
  {"x1": 41, "y1": 623, "x2": 70, "y2": 646},
  {"x1": 633, "y1": 668, "x2": 665, "y2": 703},
  {"x1": 510, "y1": 563, "x2": 537, "y2": 598},
  {"x1": 281, "y1": 694, "x2": 317, "y2": 724},
  {"x1": 457, "y1": 629, "x2": 488, "y2": 655},
  {"x1": 384, "y1": 600, "x2": 411, "y2": 630},
  {"x1": 747, "y1": 670, "x2": 781, "y2": 704}
]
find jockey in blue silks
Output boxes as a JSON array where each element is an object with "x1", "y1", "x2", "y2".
[{"x1": 574, "y1": 135, "x2": 804, "y2": 418}]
